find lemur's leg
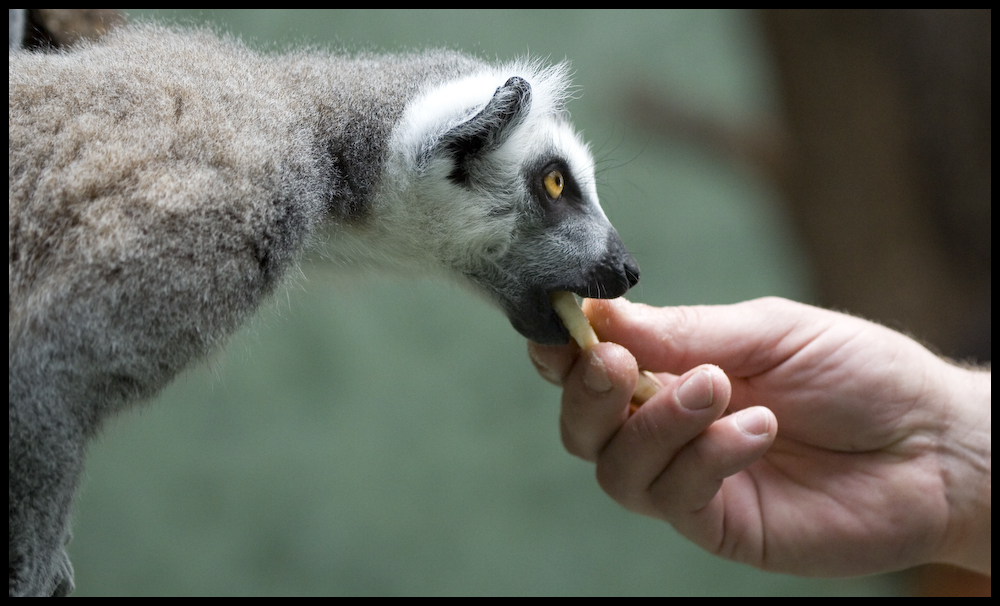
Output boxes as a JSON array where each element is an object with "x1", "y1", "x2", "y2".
[{"x1": 9, "y1": 382, "x2": 82, "y2": 597}]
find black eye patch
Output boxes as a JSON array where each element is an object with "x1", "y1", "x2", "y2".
[{"x1": 529, "y1": 158, "x2": 584, "y2": 221}]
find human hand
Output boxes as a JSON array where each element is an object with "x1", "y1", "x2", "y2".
[{"x1": 528, "y1": 297, "x2": 990, "y2": 577}]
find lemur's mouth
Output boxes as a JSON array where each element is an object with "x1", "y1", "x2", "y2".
[
  {"x1": 508, "y1": 273, "x2": 640, "y2": 345},
  {"x1": 502, "y1": 288, "x2": 567, "y2": 345}
]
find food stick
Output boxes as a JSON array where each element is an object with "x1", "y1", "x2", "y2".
[
  {"x1": 550, "y1": 291, "x2": 662, "y2": 409},
  {"x1": 550, "y1": 290, "x2": 600, "y2": 349}
]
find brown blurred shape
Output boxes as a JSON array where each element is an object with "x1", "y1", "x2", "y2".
[
  {"x1": 762, "y1": 9, "x2": 990, "y2": 364},
  {"x1": 21, "y1": 9, "x2": 124, "y2": 49}
]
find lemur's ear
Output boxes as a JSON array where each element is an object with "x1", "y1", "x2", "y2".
[{"x1": 444, "y1": 76, "x2": 532, "y2": 185}]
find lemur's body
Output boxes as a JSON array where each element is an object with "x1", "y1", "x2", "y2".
[{"x1": 9, "y1": 25, "x2": 638, "y2": 596}]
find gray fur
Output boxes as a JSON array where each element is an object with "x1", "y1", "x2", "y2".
[{"x1": 9, "y1": 24, "x2": 637, "y2": 595}]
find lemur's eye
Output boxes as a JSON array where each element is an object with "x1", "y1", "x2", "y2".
[{"x1": 543, "y1": 170, "x2": 564, "y2": 200}]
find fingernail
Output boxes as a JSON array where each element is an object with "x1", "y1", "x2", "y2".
[
  {"x1": 528, "y1": 344, "x2": 562, "y2": 385},
  {"x1": 737, "y1": 408, "x2": 770, "y2": 436},
  {"x1": 582, "y1": 350, "x2": 612, "y2": 393},
  {"x1": 677, "y1": 369, "x2": 714, "y2": 410}
]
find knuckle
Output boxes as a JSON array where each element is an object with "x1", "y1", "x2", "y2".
[{"x1": 657, "y1": 305, "x2": 702, "y2": 355}]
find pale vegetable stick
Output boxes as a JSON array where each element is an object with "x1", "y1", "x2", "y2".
[
  {"x1": 550, "y1": 291, "x2": 662, "y2": 408},
  {"x1": 632, "y1": 370, "x2": 662, "y2": 405},
  {"x1": 550, "y1": 291, "x2": 600, "y2": 349}
]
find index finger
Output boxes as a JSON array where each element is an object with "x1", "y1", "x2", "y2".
[{"x1": 582, "y1": 296, "x2": 831, "y2": 378}]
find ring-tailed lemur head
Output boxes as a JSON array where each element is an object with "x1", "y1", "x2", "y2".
[{"x1": 379, "y1": 62, "x2": 639, "y2": 345}]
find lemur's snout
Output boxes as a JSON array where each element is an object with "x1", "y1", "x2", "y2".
[
  {"x1": 585, "y1": 249, "x2": 639, "y2": 299},
  {"x1": 567, "y1": 231, "x2": 640, "y2": 300}
]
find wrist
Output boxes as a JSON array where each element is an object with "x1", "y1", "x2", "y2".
[{"x1": 936, "y1": 363, "x2": 991, "y2": 576}]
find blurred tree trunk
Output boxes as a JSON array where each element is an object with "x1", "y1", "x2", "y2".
[
  {"x1": 760, "y1": 9, "x2": 991, "y2": 365},
  {"x1": 17, "y1": 9, "x2": 124, "y2": 49}
]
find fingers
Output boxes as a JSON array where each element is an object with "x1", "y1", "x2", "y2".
[
  {"x1": 531, "y1": 330, "x2": 778, "y2": 533},
  {"x1": 595, "y1": 364, "x2": 734, "y2": 514},
  {"x1": 557, "y1": 342, "x2": 637, "y2": 461},
  {"x1": 645, "y1": 406, "x2": 776, "y2": 520},
  {"x1": 527, "y1": 340, "x2": 638, "y2": 461},
  {"x1": 598, "y1": 368, "x2": 777, "y2": 521},
  {"x1": 526, "y1": 341, "x2": 577, "y2": 386}
]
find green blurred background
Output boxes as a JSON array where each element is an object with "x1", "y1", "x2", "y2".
[{"x1": 68, "y1": 10, "x2": 906, "y2": 596}]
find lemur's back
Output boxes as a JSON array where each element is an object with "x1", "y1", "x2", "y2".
[
  {"x1": 9, "y1": 26, "x2": 480, "y2": 419},
  {"x1": 12, "y1": 29, "x2": 320, "y2": 408}
]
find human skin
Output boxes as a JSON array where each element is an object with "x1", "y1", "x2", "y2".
[{"x1": 528, "y1": 297, "x2": 991, "y2": 577}]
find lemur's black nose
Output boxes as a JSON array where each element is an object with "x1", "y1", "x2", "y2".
[{"x1": 574, "y1": 231, "x2": 640, "y2": 300}]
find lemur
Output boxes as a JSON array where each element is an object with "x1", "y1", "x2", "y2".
[{"x1": 9, "y1": 23, "x2": 639, "y2": 596}]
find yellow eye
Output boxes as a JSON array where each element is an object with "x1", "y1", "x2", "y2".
[{"x1": 543, "y1": 170, "x2": 564, "y2": 200}]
